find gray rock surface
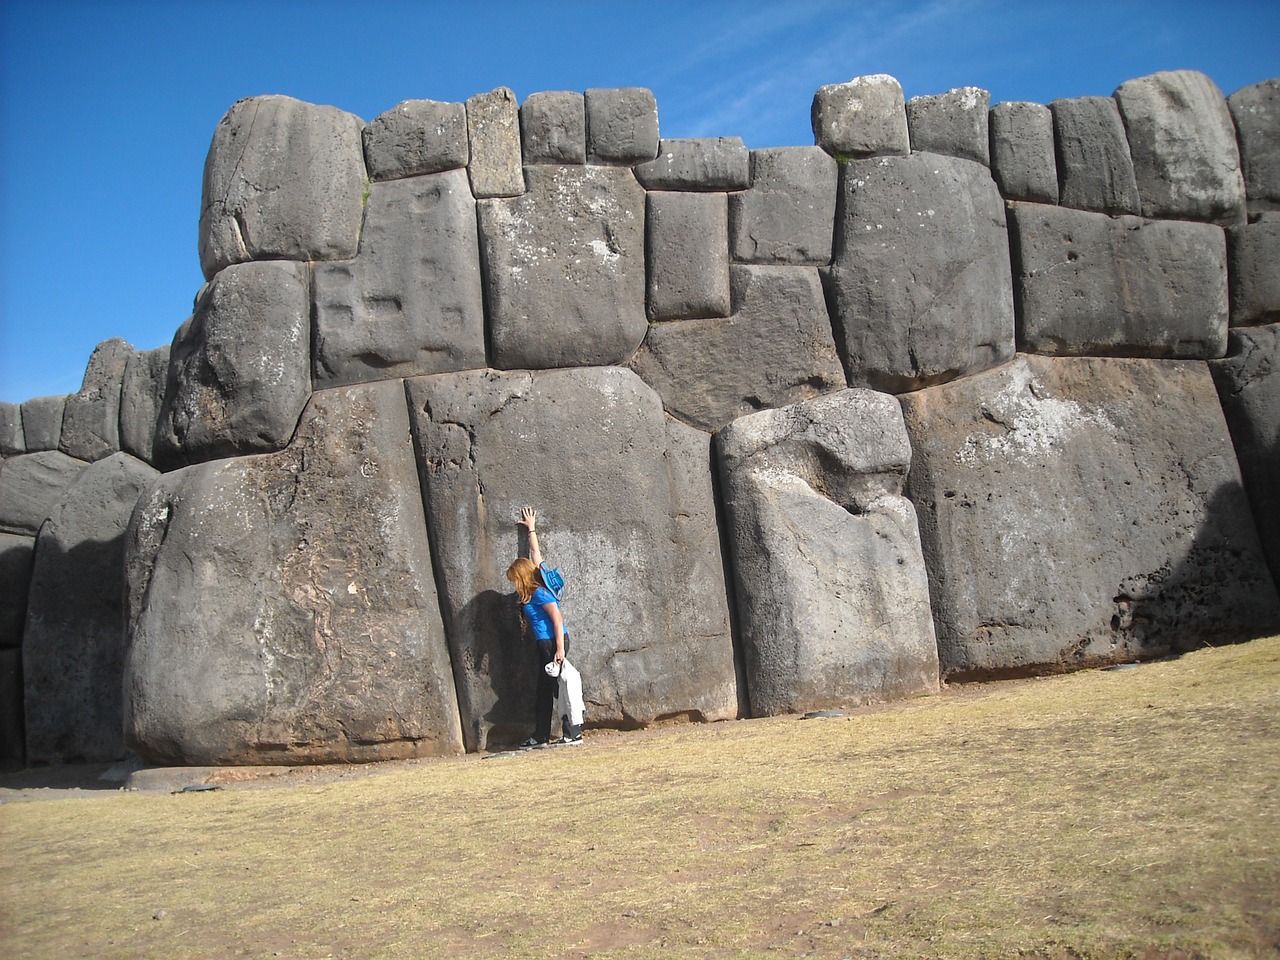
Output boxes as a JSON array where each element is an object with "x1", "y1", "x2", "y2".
[
  {"x1": 404, "y1": 366, "x2": 737, "y2": 751},
  {"x1": 628, "y1": 264, "x2": 846, "y2": 432},
  {"x1": 125, "y1": 380, "x2": 462, "y2": 766},
  {"x1": 466, "y1": 87, "x2": 524, "y2": 198},
  {"x1": 634, "y1": 138, "x2": 750, "y2": 191},
  {"x1": 900, "y1": 355, "x2": 1280, "y2": 678},
  {"x1": 19, "y1": 396, "x2": 65, "y2": 452},
  {"x1": 119, "y1": 344, "x2": 170, "y2": 465},
  {"x1": 811, "y1": 75, "x2": 910, "y2": 159},
  {"x1": 1228, "y1": 216, "x2": 1280, "y2": 326},
  {"x1": 1009, "y1": 202, "x2": 1228, "y2": 359},
  {"x1": 646, "y1": 191, "x2": 731, "y2": 321},
  {"x1": 479, "y1": 164, "x2": 647, "y2": 369},
  {"x1": 729, "y1": 147, "x2": 837, "y2": 264},
  {"x1": 313, "y1": 169, "x2": 486, "y2": 388},
  {"x1": 0, "y1": 533, "x2": 35, "y2": 648},
  {"x1": 0, "y1": 451, "x2": 90, "y2": 536},
  {"x1": 362, "y1": 98, "x2": 468, "y2": 181},
  {"x1": 155, "y1": 261, "x2": 311, "y2": 467},
  {"x1": 989, "y1": 101, "x2": 1058, "y2": 203},
  {"x1": 825, "y1": 152, "x2": 1014, "y2": 392},
  {"x1": 0, "y1": 404, "x2": 22, "y2": 456},
  {"x1": 0, "y1": 648, "x2": 21, "y2": 766},
  {"x1": 520, "y1": 91, "x2": 586, "y2": 165},
  {"x1": 1228, "y1": 79, "x2": 1280, "y2": 213},
  {"x1": 198, "y1": 95, "x2": 367, "y2": 279},
  {"x1": 717, "y1": 390, "x2": 939, "y2": 715},
  {"x1": 23, "y1": 453, "x2": 158, "y2": 763},
  {"x1": 906, "y1": 87, "x2": 991, "y2": 165},
  {"x1": 1114, "y1": 70, "x2": 1245, "y2": 225},
  {"x1": 1050, "y1": 96, "x2": 1142, "y2": 215},
  {"x1": 1210, "y1": 324, "x2": 1280, "y2": 584},
  {"x1": 60, "y1": 338, "x2": 131, "y2": 462},
  {"x1": 585, "y1": 87, "x2": 659, "y2": 164}
]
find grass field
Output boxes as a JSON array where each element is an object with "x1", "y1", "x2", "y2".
[{"x1": 2, "y1": 636, "x2": 1279, "y2": 959}]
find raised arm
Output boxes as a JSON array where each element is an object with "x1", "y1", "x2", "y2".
[{"x1": 518, "y1": 506, "x2": 543, "y2": 568}]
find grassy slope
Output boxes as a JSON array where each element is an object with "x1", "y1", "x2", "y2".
[{"x1": 2, "y1": 636, "x2": 1278, "y2": 960}]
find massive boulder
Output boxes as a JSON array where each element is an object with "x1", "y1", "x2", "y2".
[
  {"x1": 646, "y1": 191, "x2": 731, "y2": 321},
  {"x1": 520, "y1": 91, "x2": 586, "y2": 165},
  {"x1": 362, "y1": 99, "x2": 468, "y2": 181},
  {"x1": 404, "y1": 366, "x2": 738, "y2": 751},
  {"x1": 1049, "y1": 96, "x2": 1142, "y2": 215},
  {"x1": 585, "y1": 87, "x2": 659, "y2": 164},
  {"x1": 60, "y1": 338, "x2": 131, "y2": 462},
  {"x1": 0, "y1": 451, "x2": 90, "y2": 536},
  {"x1": 716, "y1": 390, "x2": 939, "y2": 715},
  {"x1": 728, "y1": 147, "x2": 837, "y2": 265},
  {"x1": 19, "y1": 395, "x2": 66, "y2": 452},
  {"x1": 905, "y1": 87, "x2": 991, "y2": 165},
  {"x1": 634, "y1": 138, "x2": 749, "y2": 191},
  {"x1": 900, "y1": 355, "x2": 1280, "y2": 678},
  {"x1": 125, "y1": 380, "x2": 462, "y2": 766},
  {"x1": 119, "y1": 344, "x2": 170, "y2": 465},
  {"x1": 989, "y1": 100, "x2": 1058, "y2": 204},
  {"x1": 1228, "y1": 78, "x2": 1280, "y2": 213}
]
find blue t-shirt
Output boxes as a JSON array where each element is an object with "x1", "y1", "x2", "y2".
[{"x1": 522, "y1": 586, "x2": 562, "y2": 641}]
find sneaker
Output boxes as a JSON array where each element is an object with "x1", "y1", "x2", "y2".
[
  {"x1": 553, "y1": 735, "x2": 584, "y2": 746},
  {"x1": 518, "y1": 737, "x2": 546, "y2": 749}
]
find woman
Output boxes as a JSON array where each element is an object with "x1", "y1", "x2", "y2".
[{"x1": 505, "y1": 507, "x2": 579, "y2": 747}]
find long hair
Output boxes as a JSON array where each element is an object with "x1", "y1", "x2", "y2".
[{"x1": 506, "y1": 557, "x2": 541, "y2": 605}]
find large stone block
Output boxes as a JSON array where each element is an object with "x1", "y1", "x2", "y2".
[
  {"x1": 811, "y1": 75, "x2": 910, "y2": 159},
  {"x1": 634, "y1": 138, "x2": 750, "y2": 191},
  {"x1": 23, "y1": 453, "x2": 158, "y2": 763},
  {"x1": 900, "y1": 355, "x2": 1280, "y2": 678},
  {"x1": 60, "y1": 338, "x2": 130, "y2": 462},
  {"x1": 19, "y1": 395, "x2": 65, "y2": 452},
  {"x1": 628, "y1": 265, "x2": 846, "y2": 432},
  {"x1": 825, "y1": 152, "x2": 1015, "y2": 392},
  {"x1": 155, "y1": 261, "x2": 311, "y2": 467},
  {"x1": 1009, "y1": 202, "x2": 1227, "y2": 359},
  {"x1": 906, "y1": 87, "x2": 990, "y2": 165},
  {"x1": 466, "y1": 87, "x2": 524, "y2": 198},
  {"x1": 0, "y1": 451, "x2": 89, "y2": 536},
  {"x1": 1210, "y1": 324, "x2": 1280, "y2": 584},
  {"x1": 1228, "y1": 217, "x2": 1280, "y2": 326},
  {"x1": 1229, "y1": 79, "x2": 1280, "y2": 213},
  {"x1": 646, "y1": 191, "x2": 730, "y2": 321},
  {"x1": 405, "y1": 366, "x2": 738, "y2": 751},
  {"x1": 198, "y1": 95, "x2": 367, "y2": 280},
  {"x1": 1115, "y1": 70, "x2": 1246, "y2": 225},
  {"x1": 0, "y1": 404, "x2": 23, "y2": 456},
  {"x1": 0, "y1": 532, "x2": 35, "y2": 648},
  {"x1": 119, "y1": 344, "x2": 170, "y2": 466},
  {"x1": 716, "y1": 390, "x2": 939, "y2": 715},
  {"x1": 0, "y1": 648, "x2": 21, "y2": 768},
  {"x1": 520, "y1": 91, "x2": 586, "y2": 165},
  {"x1": 363, "y1": 99, "x2": 468, "y2": 181},
  {"x1": 1049, "y1": 96, "x2": 1141, "y2": 215},
  {"x1": 729, "y1": 146, "x2": 837, "y2": 264},
  {"x1": 313, "y1": 170, "x2": 486, "y2": 388},
  {"x1": 125, "y1": 380, "x2": 462, "y2": 766},
  {"x1": 989, "y1": 101, "x2": 1058, "y2": 203},
  {"x1": 585, "y1": 87, "x2": 659, "y2": 164},
  {"x1": 479, "y1": 164, "x2": 647, "y2": 369}
]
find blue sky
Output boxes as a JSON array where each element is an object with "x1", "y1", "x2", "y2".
[{"x1": 1, "y1": 0, "x2": 1277, "y2": 404}]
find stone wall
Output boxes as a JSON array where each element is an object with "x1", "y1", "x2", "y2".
[{"x1": 2, "y1": 70, "x2": 1277, "y2": 766}]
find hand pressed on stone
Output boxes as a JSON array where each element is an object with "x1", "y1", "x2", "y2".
[{"x1": 518, "y1": 506, "x2": 537, "y2": 532}]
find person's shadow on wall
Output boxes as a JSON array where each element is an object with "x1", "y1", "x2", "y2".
[{"x1": 452, "y1": 587, "x2": 538, "y2": 751}]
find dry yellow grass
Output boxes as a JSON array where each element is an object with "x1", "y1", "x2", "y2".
[{"x1": 2, "y1": 636, "x2": 1279, "y2": 959}]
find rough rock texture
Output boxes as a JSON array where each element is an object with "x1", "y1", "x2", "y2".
[
  {"x1": 362, "y1": 99, "x2": 468, "y2": 181},
  {"x1": 0, "y1": 404, "x2": 23, "y2": 456},
  {"x1": 634, "y1": 138, "x2": 750, "y2": 191},
  {"x1": 901, "y1": 355, "x2": 1280, "y2": 678},
  {"x1": 479, "y1": 164, "x2": 647, "y2": 369},
  {"x1": 628, "y1": 265, "x2": 846, "y2": 432},
  {"x1": 60, "y1": 338, "x2": 131, "y2": 462},
  {"x1": 1050, "y1": 97, "x2": 1142, "y2": 215},
  {"x1": 729, "y1": 147, "x2": 837, "y2": 264},
  {"x1": 989, "y1": 101, "x2": 1058, "y2": 203},
  {"x1": 811, "y1": 75, "x2": 910, "y2": 159},
  {"x1": 717, "y1": 390, "x2": 939, "y2": 715},
  {"x1": 155, "y1": 260, "x2": 311, "y2": 467},
  {"x1": 466, "y1": 87, "x2": 524, "y2": 198},
  {"x1": 119, "y1": 344, "x2": 170, "y2": 465},
  {"x1": 585, "y1": 87, "x2": 659, "y2": 164},
  {"x1": 0, "y1": 451, "x2": 90, "y2": 536},
  {"x1": 520, "y1": 91, "x2": 586, "y2": 165},
  {"x1": 1228, "y1": 217, "x2": 1280, "y2": 326},
  {"x1": 826, "y1": 152, "x2": 1015, "y2": 392},
  {"x1": 1229, "y1": 79, "x2": 1280, "y2": 213},
  {"x1": 405, "y1": 367, "x2": 738, "y2": 750},
  {"x1": 23, "y1": 453, "x2": 158, "y2": 763},
  {"x1": 0, "y1": 648, "x2": 21, "y2": 766},
  {"x1": 0, "y1": 533, "x2": 35, "y2": 648},
  {"x1": 19, "y1": 395, "x2": 65, "y2": 453},
  {"x1": 1114, "y1": 70, "x2": 1246, "y2": 225},
  {"x1": 906, "y1": 87, "x2": 991, "y2": 165},
  {"x1": 125, "y1": 380, "x2": 462, "y2": 766},
  {"x1": 1210, "y1": 324, "x2": 1280, "y2": 584},
  {"x1": 1009, "y1": 202, "x2": 1228, "y2": 359},
  {"x1": 313, "y1": 170, "x2": 486, "y2": 387},
  {"x1": 646, "y1": 191, "x2": 731, "y2": 321},
  {"x1": 198, "y1": 95, "x2": 366, "y2": 279}
]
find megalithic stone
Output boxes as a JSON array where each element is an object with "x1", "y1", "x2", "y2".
[
  {"x1": 363, "y1": 98, "x2": 469, "y2": 181},
  {"x1": 0, "y1": 451, "x2": 89, "y2": 537},
  {"x1": 19, "y1": 395, "x2": 66, "y2": 453},
  {"x1": 60, "y1": 338, "x2": 131, "y2": 462},
  {"x1": 520, "y1": 91, "x2": 586, "y2": 165},
  {"x1": 812, "y1": 74, "x2": 910, "y2": 159},
  {"x1": 906, "y1": 86, "x2": 991, "y2": 165},
  {"x1": 1228, "y1": 79, "x2": 1280, "y2": 214},
  {"x1": 119, "y1": 344, "x2": 170, "y2": 466},
  {"x1": 989, "y1": 101, "x2": 1058, "y2": 203},
  {"x1": 1049, "y1": 96, "x2": 1142, "y2": 215}
]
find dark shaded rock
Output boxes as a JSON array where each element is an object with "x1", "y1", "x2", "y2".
[
  {"x1": 466, "y1": 87, "x2": 523, "y2": 198},
  {"x1": 363, "y1": 99, "x2": 468, "y2": 181},
  {"x1": 0, "y1": 404, "x2": 23, "y2": 456},
  {"x1": 989, "y1": 101, "x2": 1058, "y2": 203},
  {"x1": 1228, "y1": 216, "x2": 1280, "y2": 327},
  {"x1": 1050, "y1": 96, "x2": 1141, "y2": 215},
  {"x1": 729, "y1": 147, "x2": 837, "y2": 264},
  {"x1": 646, "y1": 191, "x2": 731, "y2": 321},
  {"x1": 19, "y1": 395, "x2": 66, "y2": 453},
  {"x1": 520, "y1": 91, "x2": 586, "y2": 165},
  {"x1": 60, "y1": 338, "x2": 131, "y2": 462},
  {"x1": 1228, "y1": 78, "x2": 1280, "y2": 213},
  {"x1": 119, "y1": 344, "x2": 170, "y2": 466},
  {"x1": 0, "y1": 451, "x2": 90, "y2": 536},
  {"x1": 0, "y1": 533, "x2": 35, "y2": 648},
  {"x1": 0, "y1": 648, "x2": 22, "y2": 767},
  {"x1": 585, "y1": 87, "x2": 659, "y2": 164},
  {"x1": 811, "y1": 75, "x2": 910, "y2": 159},
  {"x1": 634, "y1": 138, "x2": 750, "y2": 191},
  {"x1": 906, "y1": 87, "x2": 991, "y2": 165}
]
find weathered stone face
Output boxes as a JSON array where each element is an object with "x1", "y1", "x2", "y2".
[
  {"x1": 1049, "y1": 97, "x2": 1142, "y2": 215},
  {"x1": 0, "y1": 404, "x2": 23, "y2": 456},
  {"x1": 716, "y1": 389, "x2": 939, "y2": 715},
  {"x1": 198, "y1": 95, "x2": 367, "y2": 280},
  {"x1": 119, "y1": 344, "x2": 170, "y2": 466},
  {"x1": 826, "y1": 152, "x2": 1014, "y2": 393},
  {"x1": 466, "y1": 87, "x2": 524, "y2": 198},
  {"x1": 313, "y1": 170, "x2": 486, "y2": 388},
  {"x1": 635, "y1": 138, "x2": 750, "y2": 191},
  {"x1": 0, "y1": 451, "x2": 89, "y2": 536},
  {"x1": 60, "y1": 338, "x2": 131, "y2": 462},
  {"x1": 811, "y1": 75, "x2": 910, "y2": 159},
  {"x1": 479, "y1": 164, "x2": 647, "y2": 369},
  {"x1": 404, "y1": 366, "x2": 738, "y2": 751},
  {"x1": 520, "y1": 91, "x2": 586, "y2": 165},
  {"x1": 125, "y1": 380, "x2": 462, "y2": 766},
  {"x1": 18, "y1": 395, "x2": 66, "y2": 453},
  {"x1": 989, "y1": 101, "x2": 1058, "y2": 204},
  {"x1": 585, "y1": 87, "x2": 659, "y2": 164},
  {"x1": 363, "y1": 99, "x2": 469, "y2": 181},
  {"x1": 1228, "y1": 79, "x2": 1280, "y2": 213},
  {"x1": 728, "y1": 147, "x2": 837, "y2": 265},
  {"x1": 906, "y1": 87, "x2": 991, "y2": 165},
  {"x1": 0, "y1": 532, "x2": 35, "y2": 648},
  {"x1": 900, "y1": 355, "x2": 1280, "y2": 678},
  {"x1": 1228, "y1": 217, "x2": 1280, "y2": 327},
  {"x1": 646, "y1": 191, "x2": 731, "y2": 321}
]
